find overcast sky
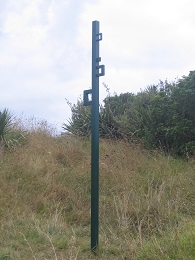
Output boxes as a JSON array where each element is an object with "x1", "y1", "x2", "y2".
[{"x1": 1, "y1": 0, "x2": 195, "y2": 132}]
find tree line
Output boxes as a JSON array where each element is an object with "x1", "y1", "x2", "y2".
[{"x1": 65, "y1": 70, "x2": 195, "y2": 157}]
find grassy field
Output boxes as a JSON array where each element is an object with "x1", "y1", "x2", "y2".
[{"x1": 0, "y1": 124, "x2": 195, "y2": 259}]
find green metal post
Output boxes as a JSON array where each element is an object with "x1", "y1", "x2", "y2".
[{"x1": 83, "y1": 20, "x2": 105, "y2": 250}]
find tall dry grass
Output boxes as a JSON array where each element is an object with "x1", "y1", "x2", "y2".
[{"x1": 0, "y1": 121, "x2": 195, "y2": 259}]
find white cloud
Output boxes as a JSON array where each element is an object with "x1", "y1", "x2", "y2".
[
  {"x1": 0, "y1": 0, "x2": 195, "y2": 132},
  {"x1": 77, "y1": 0, "x2": 195, "y2": 94}
]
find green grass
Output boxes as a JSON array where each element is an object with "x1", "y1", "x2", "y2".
[{"x1": 0, "y1": 123, "x2": 195, "y2": 259}]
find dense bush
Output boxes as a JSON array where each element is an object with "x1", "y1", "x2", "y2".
[
  {"x1": 64, "y1": 99, "x2": 91, "y2": 137},
  {"x1": 64, "y1": 71, "x2": 195, "y2": 157}
]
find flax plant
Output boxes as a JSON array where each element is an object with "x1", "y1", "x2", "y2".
[{"x1": 0, "y1": 108, "x2": 13, "y2": 153}]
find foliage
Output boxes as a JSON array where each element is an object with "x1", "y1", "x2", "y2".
[
  {"x1": 0, "y1": 108, "x2": 26, "y2": 151},
  {"x1": 0, "y1": 108, "x2": 13, "y2": 143},
  {"x1": 64, "y1": 70, "x2": 195, "y2": 157},
  {"x1": 129, "y1": 72, "x2": 195, "y2": 156},
  {"x1": 63, "y1": 93, "x2": 135, "y2": 139},
  {"x1": 63, "y1": 99, "x2": 91, "y2": 137},
  {"x1": 100, "y1": 92, "x2": 135, "y2": 138}
]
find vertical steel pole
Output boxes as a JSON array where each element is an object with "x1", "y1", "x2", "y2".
[
  {"x1": 91, "y1": 20, "x2": 100, "y2": 251},
  {"x1": 83, "y1": 20, "x2": 105, "y2": 250}
]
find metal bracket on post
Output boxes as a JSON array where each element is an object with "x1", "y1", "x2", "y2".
[
  {"x1": 96, "y1": 65, "x2": 105, "y2": 77},
  {"x1": 83, "y1": 89, "x2": 92, "y2": 106},
  {"x1": 83, "y1": 20, "x2": 105, "y2": 251}
]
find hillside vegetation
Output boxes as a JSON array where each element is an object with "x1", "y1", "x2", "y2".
[
  {"x1": 65, "y1": 70, "x2": 195, "y2": 157},
  {"x1": 0, "y1": 123, "x2": 195, "y2": 259}
]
